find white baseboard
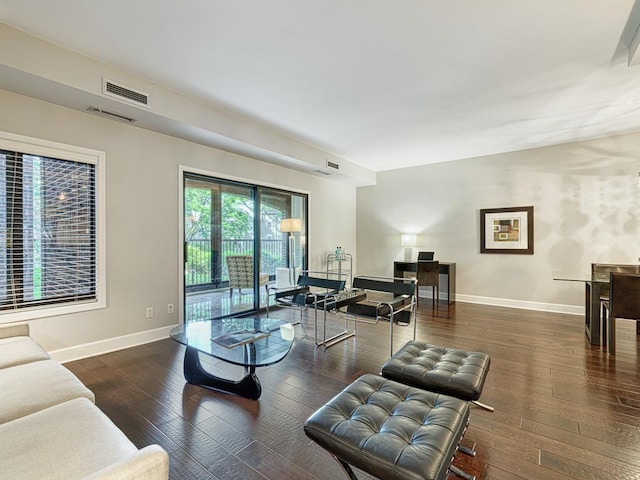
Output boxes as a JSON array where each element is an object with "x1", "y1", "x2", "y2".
[
  {"x1": 49, "y1": 294, "x2": 582, "y2": 363},
  {"x1": 455, "y1": 294, "x2": 583, "y2": 316},
  {"x1": 50, "y1": 324, "x2": 178, "y2": 364}
]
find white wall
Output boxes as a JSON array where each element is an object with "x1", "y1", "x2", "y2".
[
  {"x1": 357, "y1": 134, "x2": 640, "y2": 313},
  {"x1": 0, "y1": 89, "x2": 357, "y2": 358}
]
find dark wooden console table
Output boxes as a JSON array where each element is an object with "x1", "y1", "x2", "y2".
[
  {"x1": 393, "y1": 261, "x2": 456, "y2": 304},
  {"x1": 554, "y1": 264, "x2": 640, "y2": 345}
]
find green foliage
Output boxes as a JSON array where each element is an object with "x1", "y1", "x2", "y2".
[
  {"x1": 222, "y1": 193, "x2": 253, "y2": 238},
  {"x1": 184, "y1": 188, "x2": 211, "y2": 241},
  {"x1": 184, "y1": 185, "x2": 293, "y2": 287},
  {"x1": 185, "y1": 188, "x2": 254, "y2": 240}
]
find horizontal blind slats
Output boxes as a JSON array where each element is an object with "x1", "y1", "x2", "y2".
[{"x1": 0, "y1": 150, "x2": 97, "y2": 311}]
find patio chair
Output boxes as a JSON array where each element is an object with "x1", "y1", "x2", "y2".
[{"x1": 226, "y1": 255, "x2": 269, "y2": 297}]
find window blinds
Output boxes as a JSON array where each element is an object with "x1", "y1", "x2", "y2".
[{"x1": 0, "y1": 150, "x2": 97, "y2": 311}]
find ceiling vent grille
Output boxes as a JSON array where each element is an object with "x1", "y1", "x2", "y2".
[
  {"x1": 102, "y1": 78, "x2": 150, "y2": 108},
  {"x1": 87, "y1": 106, "x2": 137, "y2": 123},
  {"x1": 326, "y1": 160, "x2": 340, "y2": 170}
]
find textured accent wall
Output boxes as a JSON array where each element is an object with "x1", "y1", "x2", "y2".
[{"x1": 356, "y1": 134, "x2": 640, "y2": 312}]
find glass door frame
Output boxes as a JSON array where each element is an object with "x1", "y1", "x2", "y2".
[{"x1": 180, "y1": 168, "x2": 308, "y2": 322}]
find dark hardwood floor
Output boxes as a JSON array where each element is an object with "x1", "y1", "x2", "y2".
[{"x1": 65, "y1": 301, "x2": 640, "y2": 479}]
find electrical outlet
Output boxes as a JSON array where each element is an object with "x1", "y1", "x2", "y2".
[
  {"x1": 145, "y1": 307, "x2": 153, "y2": 318},
  {"x1": 167, "y1": 303, "x2": 174, "y2": 314}
]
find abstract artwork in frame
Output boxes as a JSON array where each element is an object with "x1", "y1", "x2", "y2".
[{"x1": 480, "y1": 206, "x2": 534, "y2": 254}]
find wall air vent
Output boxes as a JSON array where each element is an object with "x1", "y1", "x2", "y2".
[
  {"x1": 102, "y1": 78, "x2": 150, "y2": 108},
  {"x1": 86, "y1": 106, "x2": 137, "y2": 123},
  {"x1": 326, "y1": 160, "x2": 340, "y2": 170}
]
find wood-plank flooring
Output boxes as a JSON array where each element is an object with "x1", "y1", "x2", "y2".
[{"x1": 65, "y1": 302, "x2": 640, "y2": 479}]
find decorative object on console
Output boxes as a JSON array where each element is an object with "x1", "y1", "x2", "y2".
[
  {"x1": 400, "y1": 234, "x2": 416, "y2": 262},
  {"x1": 280, "y1": 218, "x2": 302, "y2": 285}
]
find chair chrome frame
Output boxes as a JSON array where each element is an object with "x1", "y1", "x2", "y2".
[
  {"x1": 266, "y1": 270, "x2": 346, "y2": 326},
  {"x1": 334, "y1": 275, "x2": 417, "y2": 355}
]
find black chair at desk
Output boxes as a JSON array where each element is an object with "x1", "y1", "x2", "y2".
[{"x1": 416, "y1": 260, "x2": 439, "y2": 306}]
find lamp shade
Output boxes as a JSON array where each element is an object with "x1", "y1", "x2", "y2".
[
  {"x1": 401, "y1": 234, "x2": 416, "y2": 247},
  {"x1": 280, "y1": 218, "x2": 302, "y2": 233}
]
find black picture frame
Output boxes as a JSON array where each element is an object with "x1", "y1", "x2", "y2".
[{"x1": 480, "y1": 206, "x2": 534, "y2": 254}]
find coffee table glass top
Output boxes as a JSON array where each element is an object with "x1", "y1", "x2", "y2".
[{"x1": 170, "y1": 317, "x2": 293, "y2": 368}]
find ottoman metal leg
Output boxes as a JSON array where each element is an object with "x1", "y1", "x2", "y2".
[
  {"x1": 472, "y1": 400, "x2": 495, "y2": 412},
  {"x1": 332, "y1": 455, "x2": 359, "y2": 480},
  {"x1": 450, "y1": 464, "x2": 476, "y2": 480}
]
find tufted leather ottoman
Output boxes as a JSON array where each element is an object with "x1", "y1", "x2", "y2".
[
  {"x1": 303, "y1": 374, "x2": 474, "y2": 480},
  {"x1": 380, "y1": 341, "x2": 492, "y2": 410}
]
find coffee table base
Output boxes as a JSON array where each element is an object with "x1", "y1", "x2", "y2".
[{"x1": 183, "y1": 346, "x2": 263, "y2": 400}]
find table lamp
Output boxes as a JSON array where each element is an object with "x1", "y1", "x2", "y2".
[
  {"x1": 401, "y1": 234, "x2": 416, "y2": 262},
  {"x1": 280, "y1": 218, "x2": 302, "y2": 285}
]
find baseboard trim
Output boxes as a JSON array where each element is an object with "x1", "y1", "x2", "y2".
[
  {"x1": 50, "y1": 324, "x2": 179, "y2": 364},
  {"x1": 455, "y1": 294, "x2": 583, "y2": 316},
  {"x1": 49, "y1": 295, "x2": 582, "y2": 363}
]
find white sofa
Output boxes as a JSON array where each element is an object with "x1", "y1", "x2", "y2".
[{"x1": 0, "y1": 324, "x2": 169, "y2": 480}]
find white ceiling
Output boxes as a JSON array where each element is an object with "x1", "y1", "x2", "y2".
[{"x1": 2, "y1": 0, "x2": 640, "y2": 172}]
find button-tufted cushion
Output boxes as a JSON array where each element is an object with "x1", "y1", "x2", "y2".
[
  {"x1": 381, "y1": 341, "x2": 490, "y2": 401},
  {"x1": 304, "y1": 374, "x2": 469, "y2": 480}
]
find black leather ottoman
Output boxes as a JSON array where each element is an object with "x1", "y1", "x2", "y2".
[
  {"x1": 303, "y1": 374, "x2": 475, "y2": 480},
  {"x1": 380, "y1": 341, "x2": 492, "y2": 411}
]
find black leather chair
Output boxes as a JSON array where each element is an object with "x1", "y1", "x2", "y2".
[
  {"x1": 266, "y1": 272, "x2": 345, "y2": 325},
  {"x1": 339, "y1": 275, "x2": 417, "y2": 355}
]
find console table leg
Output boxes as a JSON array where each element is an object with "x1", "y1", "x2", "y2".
[{"x1": 183, "y1": 346, "x2": 262, "y2": 400}]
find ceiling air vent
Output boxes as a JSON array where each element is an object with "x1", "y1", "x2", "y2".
[
  {"x1": 102, "y1": 78, "x2": 150, "y2": 108},
  {"x1": 326, "y1": 159, "x2": 340, "y2": 170},
  {"x1": 86, "y1": 106, "x2": 137, "y2": 123}
]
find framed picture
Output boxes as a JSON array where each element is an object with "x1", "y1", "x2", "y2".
[{"x1": 480, "y1": 206, "x2": 534, "y2": 254}]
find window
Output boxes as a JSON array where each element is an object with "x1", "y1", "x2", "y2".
[{"x1": 0, "y1": 132, "x2": 105, "y2": 321}]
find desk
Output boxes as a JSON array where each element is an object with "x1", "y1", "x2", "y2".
[{"x1": 394, "y1": 261, "x2": 456, "y2": 304}]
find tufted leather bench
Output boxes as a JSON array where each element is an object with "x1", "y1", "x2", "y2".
[
  {"x1": 303, "y1": 374, "x2": 475, "y2": 480},
  {"x1": 381, "y1": 341, "x2": 492, "y2": 411}
]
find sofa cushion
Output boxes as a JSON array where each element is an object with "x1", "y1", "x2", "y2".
[
  {"x1": 0, "y1": 323, "x2": 30, "y2": 339},
  {"x1": 0, "y1": 397, "x2": 167, "y2": 480},
  {"x1": 0, "y1": 359, "x2": 95, "y2": 423},
  {"x1": 0, "y1": 335, "x2": 50, "y2": 369}
]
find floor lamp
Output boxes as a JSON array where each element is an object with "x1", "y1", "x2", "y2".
[{"x1": 280, "y1": 218, "x2": 302, "y2": 286}]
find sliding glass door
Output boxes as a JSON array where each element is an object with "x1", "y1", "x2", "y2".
[{"x1": 183, "y1": 172, "x2": 307, "y2": 321}]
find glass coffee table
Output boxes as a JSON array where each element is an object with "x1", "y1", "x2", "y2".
[{"x1": 170, "y1": 317, "x2": 294, "y2": 400}]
